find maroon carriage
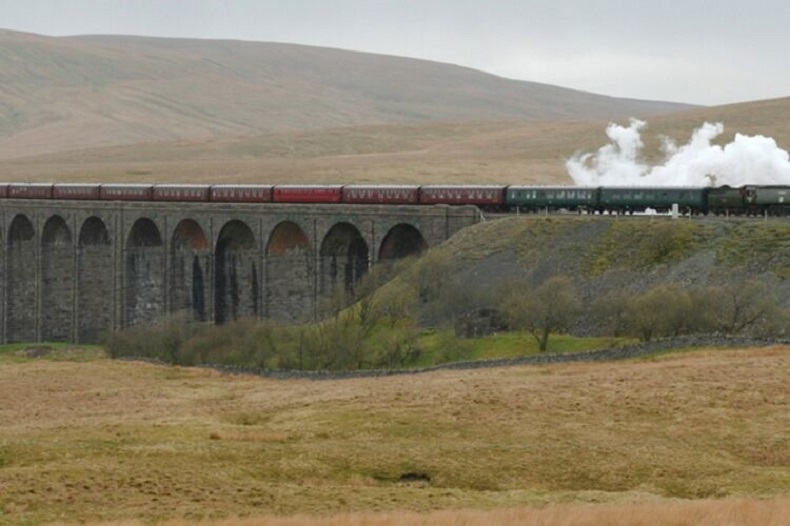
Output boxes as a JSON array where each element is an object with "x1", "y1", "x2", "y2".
[
  {"x1": 209, "y1": 184, "x2": 274, "y2": 203},
  {"x1": 100, "y1": 184, "x2": 154, "y2": 201},
  {"x1": 8, "y1": 183, "x2": 54, "y2": 199},
  {"x1": 152, "y1": 184, "x2": 211, "y2": 202},
  {"x1": 342, "y1": 185, "x2": 420, "y2": 205},
  {"x1": 273, "y1": 185, "x2": 343, "y2": 203},
  {"x1": 418, "y1": 185, "x2": 507, "y2": 206},
  {"x1": 53, "y1": 183, "x2": 102, "y2": 200}
]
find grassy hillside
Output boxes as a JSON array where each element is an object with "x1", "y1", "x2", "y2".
[
  {"x1": 0, "y1": 29, "x2": 691, "y2": 162},
  {"x1": 379, "y1": 214, "x2": 790, "y2": 343},
  {"x1": 425, "y1": 214, "x2": 790, "y2": 282},
  {"x1": 2, "y1": 97, "x2": 789, "y2": 184},
  {"x1": 1, "y1": 30, "x2": 788, "y2": 184}
]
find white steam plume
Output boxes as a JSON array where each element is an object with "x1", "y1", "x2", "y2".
[{"x1": 567, "y1": 119, "x2": 790, "y2": 187}]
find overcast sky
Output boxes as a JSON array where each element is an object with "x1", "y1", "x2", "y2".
[{"x1": 2, "y1": 0, "x2": 788, "y2": 106}]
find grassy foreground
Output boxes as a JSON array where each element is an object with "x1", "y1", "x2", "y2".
[{"x1": 0, "y1": 345, "x2": 788, "y2": 525}]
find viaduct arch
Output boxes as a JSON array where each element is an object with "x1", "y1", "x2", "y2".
[{"x1": 0, "y1": 201, "x2": 478, "y2": 343}]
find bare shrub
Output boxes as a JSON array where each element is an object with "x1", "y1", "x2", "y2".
[
  {"x1": 624, "y1": 283, "x2": 693, "y2": 342},
  {"x1": 105, "y1": 310, "x2": 205, "y2": 364},
  {"x1": 589, "y1": 291, "x2": 632, "y2": 337},
  {"x1": 502, "y1": 275, "x2": 581, "y2": 351},
  {"x1": 692, "y1": 280, "x2": 787, "y2": 336}
]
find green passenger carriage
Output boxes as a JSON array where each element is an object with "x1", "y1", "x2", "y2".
[
  {"x1": 506, "y1": 186, "x2": 600, "y2": 212},
  {"x1": 597, "y1": 187, "x2": 708, "y2": 214}
]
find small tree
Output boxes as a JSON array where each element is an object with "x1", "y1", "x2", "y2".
[
  {"x1": 373, "y1": 318, "x2": 422, "y2": 368},
  {"x1": 626, "y1": 283, "x2": 692, "y2": 341},
  {"x1": 502, "y1": 275, "x2": 581, "y2": 352},
  {"x1": 589, "y1": 291, "x2": 632, "y2": 337},
  {"x1": 105, "y1": 310, "x2": 202, "y2": 364},
  {"x1": 371, "y1": 279, "x2": 419, "y2": 329},
  {"x1": 693, "y1": 280, "x2": 783, "y2": 336},
  {"x1": 404, "y1": 249, "x2": 453, "y2": 305}
]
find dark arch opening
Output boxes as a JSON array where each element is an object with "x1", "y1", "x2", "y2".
[
  {"x1": 125, "y1": 218, "x2": 164, "y2": 328},
  {"x1": 127, "y1": 218, "x2": 163, "y2": 248},
  {"x1": 42, "y1": 216, "x2": 72, "y2": 246},
  {"x1": 173, "y1": 219, "x2": 210, "y2": 251},
  {"x1": 267, "y1": 221, "x2": 309, "y2": 256},
  {"x1": 171, "y1": 219, "x2": 210, "y2": 322},
  {"x1": 79, "y1": 217, "x2": 111, "y2": 246},
  {"x1": 214, "y1": 220, "x2": 258, "y2": 324},
  {"x1": 9, "y1": 214, "x2": 34, "y2": 243},
  {"x1": 320, "y1": 222, "x2": 369, "y2": 294},
  {"x1": 378, "y1": 224, "x2": 428, "y2": 261}
]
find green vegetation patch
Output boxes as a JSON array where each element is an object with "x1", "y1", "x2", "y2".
[
  {"x1": 437, "y1": 216, "x2": 578, "y2": 264},
  {"x1": 716, "y1": 221, "x2": 790, "y2": 276},
  {"x1": 0, "y1": 343, "x2": 105, "y2": 363},
  {"x1": 417, "y1": 330, "x2": 629, "y2": 366},
  {"x1": 585, "y1": 219, "x2": 704, "y2": 275}
]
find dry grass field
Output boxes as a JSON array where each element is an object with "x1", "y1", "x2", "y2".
[
  {"x1": 110, "y1": 497, "x2": 790, "y2": 526},
  {"x1": 3, "y1": 96, "x2": 789, "y2": 185},
  {"x1": 1, "y1": 346, "x2": 788, "y2": 525}
]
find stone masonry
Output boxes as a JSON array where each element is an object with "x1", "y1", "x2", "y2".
[{"x1": 0, "y1": 200, "x2": 479, "y2": 344}]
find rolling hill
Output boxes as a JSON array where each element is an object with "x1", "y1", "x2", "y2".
[
  {"x1": 1, "y1": 29, "x2": 788, "y2": 185},
  {"x1": 0, "y1": 30, "x2": 690, "y2": 161}
]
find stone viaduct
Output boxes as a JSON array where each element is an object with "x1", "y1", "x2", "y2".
[{"x1": 0, "y1": 199, "x2": 480, "y2": 344}]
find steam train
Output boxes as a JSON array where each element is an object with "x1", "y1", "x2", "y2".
[{"x1": 1, "y1": 182, "x2": 789, "y2": 216}]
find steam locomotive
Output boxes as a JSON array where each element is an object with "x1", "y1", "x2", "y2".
[{"x1": 1, "y1": 182, "x2": 788, "y2": 216}]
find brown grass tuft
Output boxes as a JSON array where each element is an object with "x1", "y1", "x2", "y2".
[
  {"x1": 59, "y1": 497, "x2": 790, "y2": 526},
  {"x1": 1, "y1": 347, "x2": 789, "y2": 524}
]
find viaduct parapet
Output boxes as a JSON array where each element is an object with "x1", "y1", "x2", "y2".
[{"x1": 0, "y1": 200, "x2": 479, "y2": 344}]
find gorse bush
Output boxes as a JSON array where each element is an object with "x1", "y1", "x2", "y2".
[
  {"x1": 589, "y1": 279, "x2": 788, "y2": 342},
  {"x1": 106, "y1": 304, "x2": 425, "y2": 371},
  {"x1": 105, "y1": 310, "x2": 205, "y2": 364}
]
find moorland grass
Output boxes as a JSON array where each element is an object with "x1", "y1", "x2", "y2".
[
  {"x1": 0, "y1": 342, "x2": 104, "y2": 363},
  {"x1": 5, "y1": 98, "x2": 790, "y2": 185},
  {"x1": 0, "y1": 345, "x2": 788, "y2": 524},
  {"x1": 72, "y1": 497, "x2": 790, "y2": 526},
  {"x1": 417, "y1": 330, "x2": 629, "y2": 365}
]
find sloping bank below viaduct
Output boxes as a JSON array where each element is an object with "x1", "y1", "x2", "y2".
[{"x1": 0, "y1": 199, "x2": 479, "y2": 344}]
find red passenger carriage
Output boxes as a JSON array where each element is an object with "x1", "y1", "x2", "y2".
[
  {"x1": 53, "y1": 183, "x2": 102, "y2": 200},
  {"x1": 153, "y1": 184, "x2": 211, "y2": 202},
  {"x1": 273, "y1": 185, "x2": 343, "y2": 203},
  {"x1": 209, "y1": 185, "x2": 273, "y2": 203},
  {"x1": 8, "y1": 183, "x2": 54, "y2": 199},
  {"x1": 418, "y1": 185, "x2": 506, "y2": 206},
  {"x1": 342, "y1": 185, "x2": 420, "y2": 204},
  {"x1": 100, "y1": 184, "x2": 154, "y2": 201}
]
